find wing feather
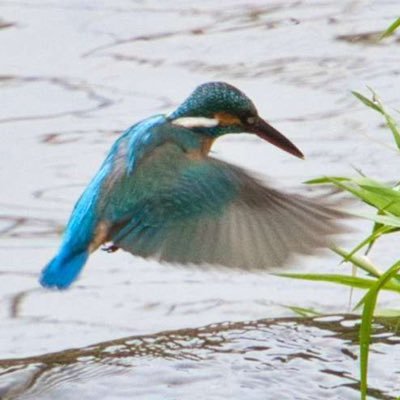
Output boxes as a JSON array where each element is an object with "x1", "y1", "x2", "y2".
[{"x1": 110, "y1": 155, "x2": 347, "y2": 270}]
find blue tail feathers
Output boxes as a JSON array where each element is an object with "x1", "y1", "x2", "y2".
[{"x1": 40, "y1": 248, "x2": 89, "y2": 289}]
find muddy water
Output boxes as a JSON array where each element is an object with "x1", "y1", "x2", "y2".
[{"x1": 1, "y1": 1, "x2": 400, "y2": 399}]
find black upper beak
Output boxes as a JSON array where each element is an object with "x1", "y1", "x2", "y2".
[{"x1": 247, "y1": 117, "x2": 304, "y2": 159}]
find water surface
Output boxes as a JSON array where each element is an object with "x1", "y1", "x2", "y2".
[{"x1": 1, "y1": 1, "x2": 400, "y2": 398}]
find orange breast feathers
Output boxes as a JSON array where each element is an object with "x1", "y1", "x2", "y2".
[{"x1": 187, "y1": 137, "x2": 215, "y2": 160}]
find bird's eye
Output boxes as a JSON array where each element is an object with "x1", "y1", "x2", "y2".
[{"x1": 246, "y1": 116, "x2": 256, "y2": 125}]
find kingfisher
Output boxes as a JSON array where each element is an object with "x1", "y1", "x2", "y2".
[{"x1": 40, "y1": 82, "x2": 344, "y2": 289}]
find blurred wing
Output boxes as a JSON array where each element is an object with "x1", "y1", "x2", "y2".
[{"x1": 110, "y1": 158, "x2": 346, "y2": 270}]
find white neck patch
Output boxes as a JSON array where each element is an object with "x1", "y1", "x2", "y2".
[{"x1": 172, "y1": 116, "x2": 219, "y2": 129}]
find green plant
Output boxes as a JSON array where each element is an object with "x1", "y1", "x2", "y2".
[
  {"x1": 279, "y1": 89, "x2": 400, "y2": 400},
  {"x1": 380, "y1": 17, "x2": 400, "y2": 39}
]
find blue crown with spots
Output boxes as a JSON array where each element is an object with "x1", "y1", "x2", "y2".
[{"x1": 170, "y1": 82, "x2": 258, "y2": 119}]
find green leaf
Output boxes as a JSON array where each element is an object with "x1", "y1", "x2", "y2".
[
  {"x1": 342, "y1": 225, "x2": 393, "y2": 260},
  {"x1": 353, "y1": 212, "x2": 400, "y2": 228},
  {"x1": 353, "y1": 89, "x2": 400, "y2": 150},
  {"x1": 275, "y1": 272, "x2": 400, "y2": 292},
  {"x1": 358, "y1": 184, "x2": 400, "y2": 202},
  {"x1": 359, "y1": 286, "x2": 378, "y2": 400},
  {"x1": 305, "y1": 176, "x2": 349, "y2": 185},
  {"x1": 383, "y1": 109, "x2": 400, "y2": 150},
  {"x1": 358, "y1": 261, "x2": 400, "y2": 399},
  {"x1": 332, "y1": 247, "x2": 383, "y2": 278},
  {"x1": 321, "y1": 177, "x2": 400, "y2": 216},
  {"x1": 352, "y1": 91, "x2": 382, "y2": 113},
  {"x1": 282, "y1": 305, "x2": 322, "y2": 317},
  {"x1": 380, "y1": 17, "x2": 400, "y2": 39}
]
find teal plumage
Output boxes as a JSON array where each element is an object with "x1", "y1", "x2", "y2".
[{"x1": 40, "y1": 82, "x2": 344, "y2": 289}]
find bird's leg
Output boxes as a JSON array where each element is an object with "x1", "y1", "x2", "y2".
[{"x1": 101, "y1": 243, "x2": 119, "y2": 253}]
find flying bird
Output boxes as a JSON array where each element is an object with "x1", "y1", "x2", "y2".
[{"x1": 40, "y1": 82, "x2": 344, "y2": 289}]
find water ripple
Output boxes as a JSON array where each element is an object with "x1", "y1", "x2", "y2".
[{"x1": 1, "y1": 315, "x2": 399, "y2": 399}]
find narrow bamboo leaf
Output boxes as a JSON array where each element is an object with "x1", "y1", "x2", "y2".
[
  {"x1": 355, "y1": 263, "x2": 400, "y2": 309},
  {"x1": 352, "y1": 88, "x2": 400, "y2": 150},
  {"x1": 383, "y1": 111, "x2": 400, "y2": 149},
  {"x1": 353, "y1": 212, "x2": 400, "y2": 228},
  {"x1": 344, "y1": 225, "x2": 392, "y2": 260},
  {"x1": 304, "y1": 176, "x2": 400, "y2": 216},
  {"x1": 305, "y1": 176, "x2": 348, "y2": 184},
  {"x1": 380, "y1": 17, "x2": 400, "y2": 39},
  {"x1": 358, "y1": 182, "x2": 400, "y2": 201},
  {"x1": 324, "y1": 179, "x2": 370, "y2": 201},
  {"x1": 327, "y1": 178, "x2": 400, "y2": 215},
  {"x1": 352, "y1": 91, "x2": 382, "y2": 113},
  {"x1": 358, "y1": 261, "x2": 400, "y2": 399},
  {"x1": 275, "y1": 273, "x2": 400, "y2": 292},
  {"x1": 359, "y1": 290, "x2": 377, "y2": 400},
  {"x1": 365, "y1": 87, "x2": 400, "y2": 149},
  {"x1": 354, "y1": 176, "x2": 394, "y2": 188},
  {"x1": 332, "y1": 247, "x2": 383, "y2": 278},
  {"x1": 365, "y1": 222, "x2": 397, "y2": 255},
  {"x1": 283, "y1": 305, "x2": 322, "y2": 317}
]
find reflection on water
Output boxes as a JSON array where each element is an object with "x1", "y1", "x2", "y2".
[
  {"x1": 0, "y1": 76, "x2": 113, "y2": 124},
  {"x1": 1, "y1": 0, "x2": 400, "y2": 399},
  {"x1": 0, "y1": 18, "x2": 14, "y2": 30},
  {"x1": 1, "y1": 314, "x2": 400, "y2": 400},
  {"x1": 336, "y1": 31, "x2": 400, "y2": 45}
]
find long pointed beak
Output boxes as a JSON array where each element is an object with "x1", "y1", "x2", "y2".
[{"x1": 247, "y1": 117, "x2": 304, "y2": 159}]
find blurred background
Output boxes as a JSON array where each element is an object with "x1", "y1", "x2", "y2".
[{"x1": 1, "y1": 1, "x2": 400, "y2": 399}]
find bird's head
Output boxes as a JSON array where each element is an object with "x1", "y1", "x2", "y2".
[{"x1": 169, "y1": 81, "x2": 303, "y2": 159}]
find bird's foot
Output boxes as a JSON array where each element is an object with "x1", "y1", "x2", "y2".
[{"x1": 101, "y1": 243, "x2": 119, "y2": 253}]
